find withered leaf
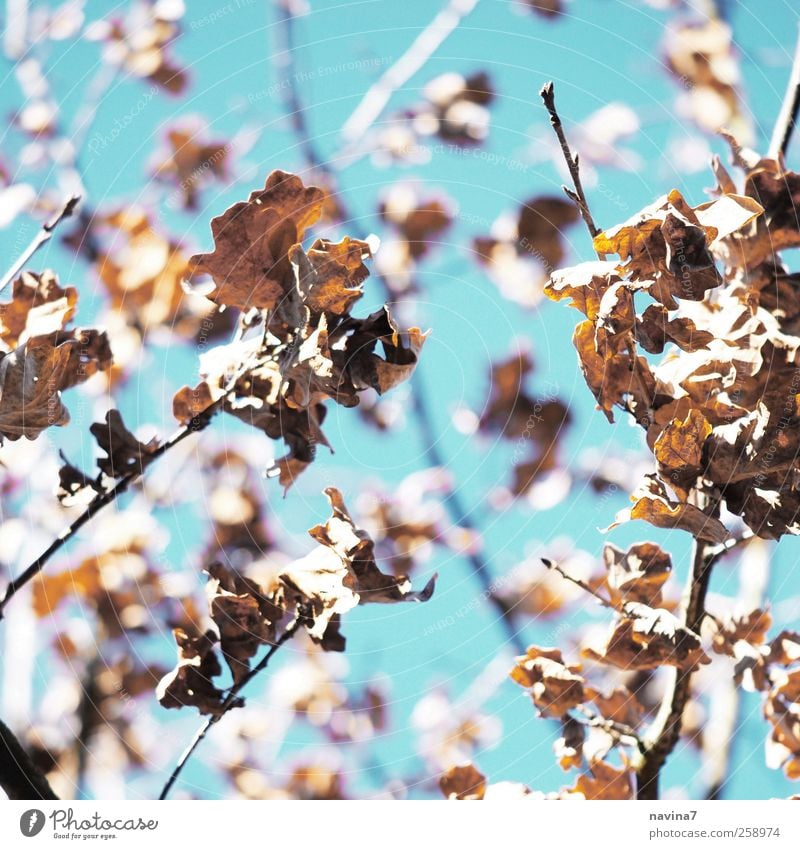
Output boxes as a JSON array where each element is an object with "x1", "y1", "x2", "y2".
[
  {"x1": 607, "y1": 475, "x2": 730, "y2": 544},
  {"x1": 712, "y1": 608, "x2": 773, "y2": 657},
  {"x1": 206, "y1": 562, "x2": 278, "y2": 685},
  {"x1": 189, "y1": 170, "x2": 325, "y2": 310},
  {"x1": 290, "y1": 237, "x2": 371, "y2": 316},
  {"x1": 439, "y1": 763, "x2": 486, "y2": 800},
  {"x1": 57, "y1": 451, "x2": 100, "y2": 506},
  {"x1": 555, "y1": 716, "x2": 585, "y2": 771},
  {"x1": 0, "y1": 270, "x2": 77, "y2": 349},
  {"x1": 155, "y1": 127, "x2": 228, "y2": 210},
  {"x1": 0, "y1": 334, "x2": 96, "y2": 440},
  {"x1": 583, "y1": 602, "x2": 709, "y2": 672},
  {"x1": 602, "y1": 542, "x2": 672, "y2": 607},
  {"x1": 545, "y1": 261, "x2": 623, "y2": 320},
  {"x1": 90, "y1": 409, "x2": 158, "y2": 478},
  {"x1": 654, "y1": 408, "x2": 712, "y2": 497},
  {"x1": 510, "y1": 646, "x2": 586, "y2": 717},
  {"x1": 571, "y1": 759, "x2": 634, "y2": 800},
  {"x1": 636, "y1": 304, "x2": 714, "y2": 354},
  {"x1": 281, "y1": 488, "x2": 436, "y2": 642},
  {"x1": 157, "y1": 629, "x2": 238, "y2": 717}
]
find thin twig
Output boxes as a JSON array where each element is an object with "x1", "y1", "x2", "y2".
[
  {"x1": 573, "y1": 704, "x2": 642, "y2": 751},
  {"x1": 634, "y1": 536, "x2": 721, "y2": 799},
  {"x1": 338, "y1": 0, "x2": 480, "y2": 154},
  {"x1": 159, "y1": 618, "x2": 303, "y2": 800},
  {"x1": 0, "y1": 403, "x2": 222, "y2": 619},
  {"x1": 277, "y1": 5, "x2": 526, "y2": 655},
  {"x1": 0, "y1": 310, "x2": 262, "y2": 619},
  {"x1": 769, "y1": 23, "x2": 800, "y2": 159},
  {"x1": 0, "y1": 195, "x2": 80, "y2": 295},
  {"x1": 539, "y1": 82, "x2": 600, "y2": 243},
  {"x1": 539, "y1": 82, "x2": 657, "y2": 425},
  {"x1": 0, "y1": 718, "x2": 58, "y2": 800},
  {"x1": 541, "y1": 558, "x2": 615, "y2": 609}
]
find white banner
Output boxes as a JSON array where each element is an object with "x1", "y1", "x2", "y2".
[{"x1": 1, "y1": 800, "x2": 798, "y2": 849}]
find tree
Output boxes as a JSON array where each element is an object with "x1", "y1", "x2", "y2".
[{"x1": 1, "y1": 0, "x2": 799, "y2": 803}]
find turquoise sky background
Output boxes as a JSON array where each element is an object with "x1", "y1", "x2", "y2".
[{"x1": 1, "y1": 0, "x2": 800, "y2": 800}]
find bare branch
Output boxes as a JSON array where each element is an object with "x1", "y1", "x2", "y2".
[
  {"x1": 0, "y1": 718, "x2": 58, "y2": 800},
  {"x1": 635, "y1": 537, "x2": 716, "y2": 799},
  {"x1": 539, "y1": 82, "x2": 601, "y2": 244},
  {"x1": 769, "y1": 23, "x2": 800, "y2": 159},
  {"x1": 159, "y1": 617, "x2": 303, "y2": 800},
  {"x1": 0, "y1": 195, "x2": 80, "y2": 295},
  {"x1": 0, "y1": 402, "x2": 222, "y2": 618},
  {"x1": 338, "y1": 0, "x2": 481, "y2": 155},
  {"x1": 541, "y1": 558, "x2": 615, "y2": 610}
]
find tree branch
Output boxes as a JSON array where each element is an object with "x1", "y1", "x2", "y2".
[
  {"x1": 0, "y1": 195, "x2": 80, "y2": 295},
  {"x1": 769, "y1": 23, "x2": 800, "y2": 160},
  {"x1": 635, "y1": 537, "x2": 719, "y2": 799},
  {"x1": 703, "y1": 535, "x2": 764, "y2": 799},
  {"x1": 158, "y1": 617, "x2": 303, "y2": 800},
  {"x1": 338, "y1": 0, "x2": 481, "y2": 156},
  {"x1": 541, "y1": 557, "x2": 615, "y2": 610},
  {"x1": 0, "y1": 401, "x2": 222, "y2": 619},
  {"x1": 0, "y1": 718, "x2": 58, "y2": 800},
  {"x1": 539, "y1": 82, "x2": 600, "y2": 243}
]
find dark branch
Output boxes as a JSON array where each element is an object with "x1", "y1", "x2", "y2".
[
  {"x1": 635, "y1": 538, "x2": 720, "y2": 799},
  {"x1": 0, "y1": 399, "x2": 223, "y2": 619},
  {"x1": 539, "y1": 82, "x2": 600, "y2": 242},
  {"x1": 0, "y1": 719, "x2": 58, "y2": 800}
]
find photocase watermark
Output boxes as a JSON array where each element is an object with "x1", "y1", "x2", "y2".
[
  {"x1": 164, "y1": 144, "x2": 229, "y2": 210},
  {"x1": 18, "y1": 807, "x2": 158, "y2": 839},
  {"x1": 509, "y1": 380, "x2": 561, "y2": 468},
  {"x1": 249, "y1": 56, "x2": 390, "y2": 104},
  {"x1": 20, "y1": 810, "x2": 45, "y2": 837},
  {"x1": 86, "y1": 86, "x2": 158, "y2": 162}
]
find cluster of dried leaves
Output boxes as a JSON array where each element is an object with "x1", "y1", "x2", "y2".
[
  {"x1": 173, "y1": 170, "x2": 427, "y2": 489},
  {"x1": 157, "y1": 488, "x2": 435, "y2": 716},
  {"x1": 0, "y1": 270, "x2": 111, "y2": 441},
  {"x1": 547, "y1": 142, "x2": 800, "y2": 541}
]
